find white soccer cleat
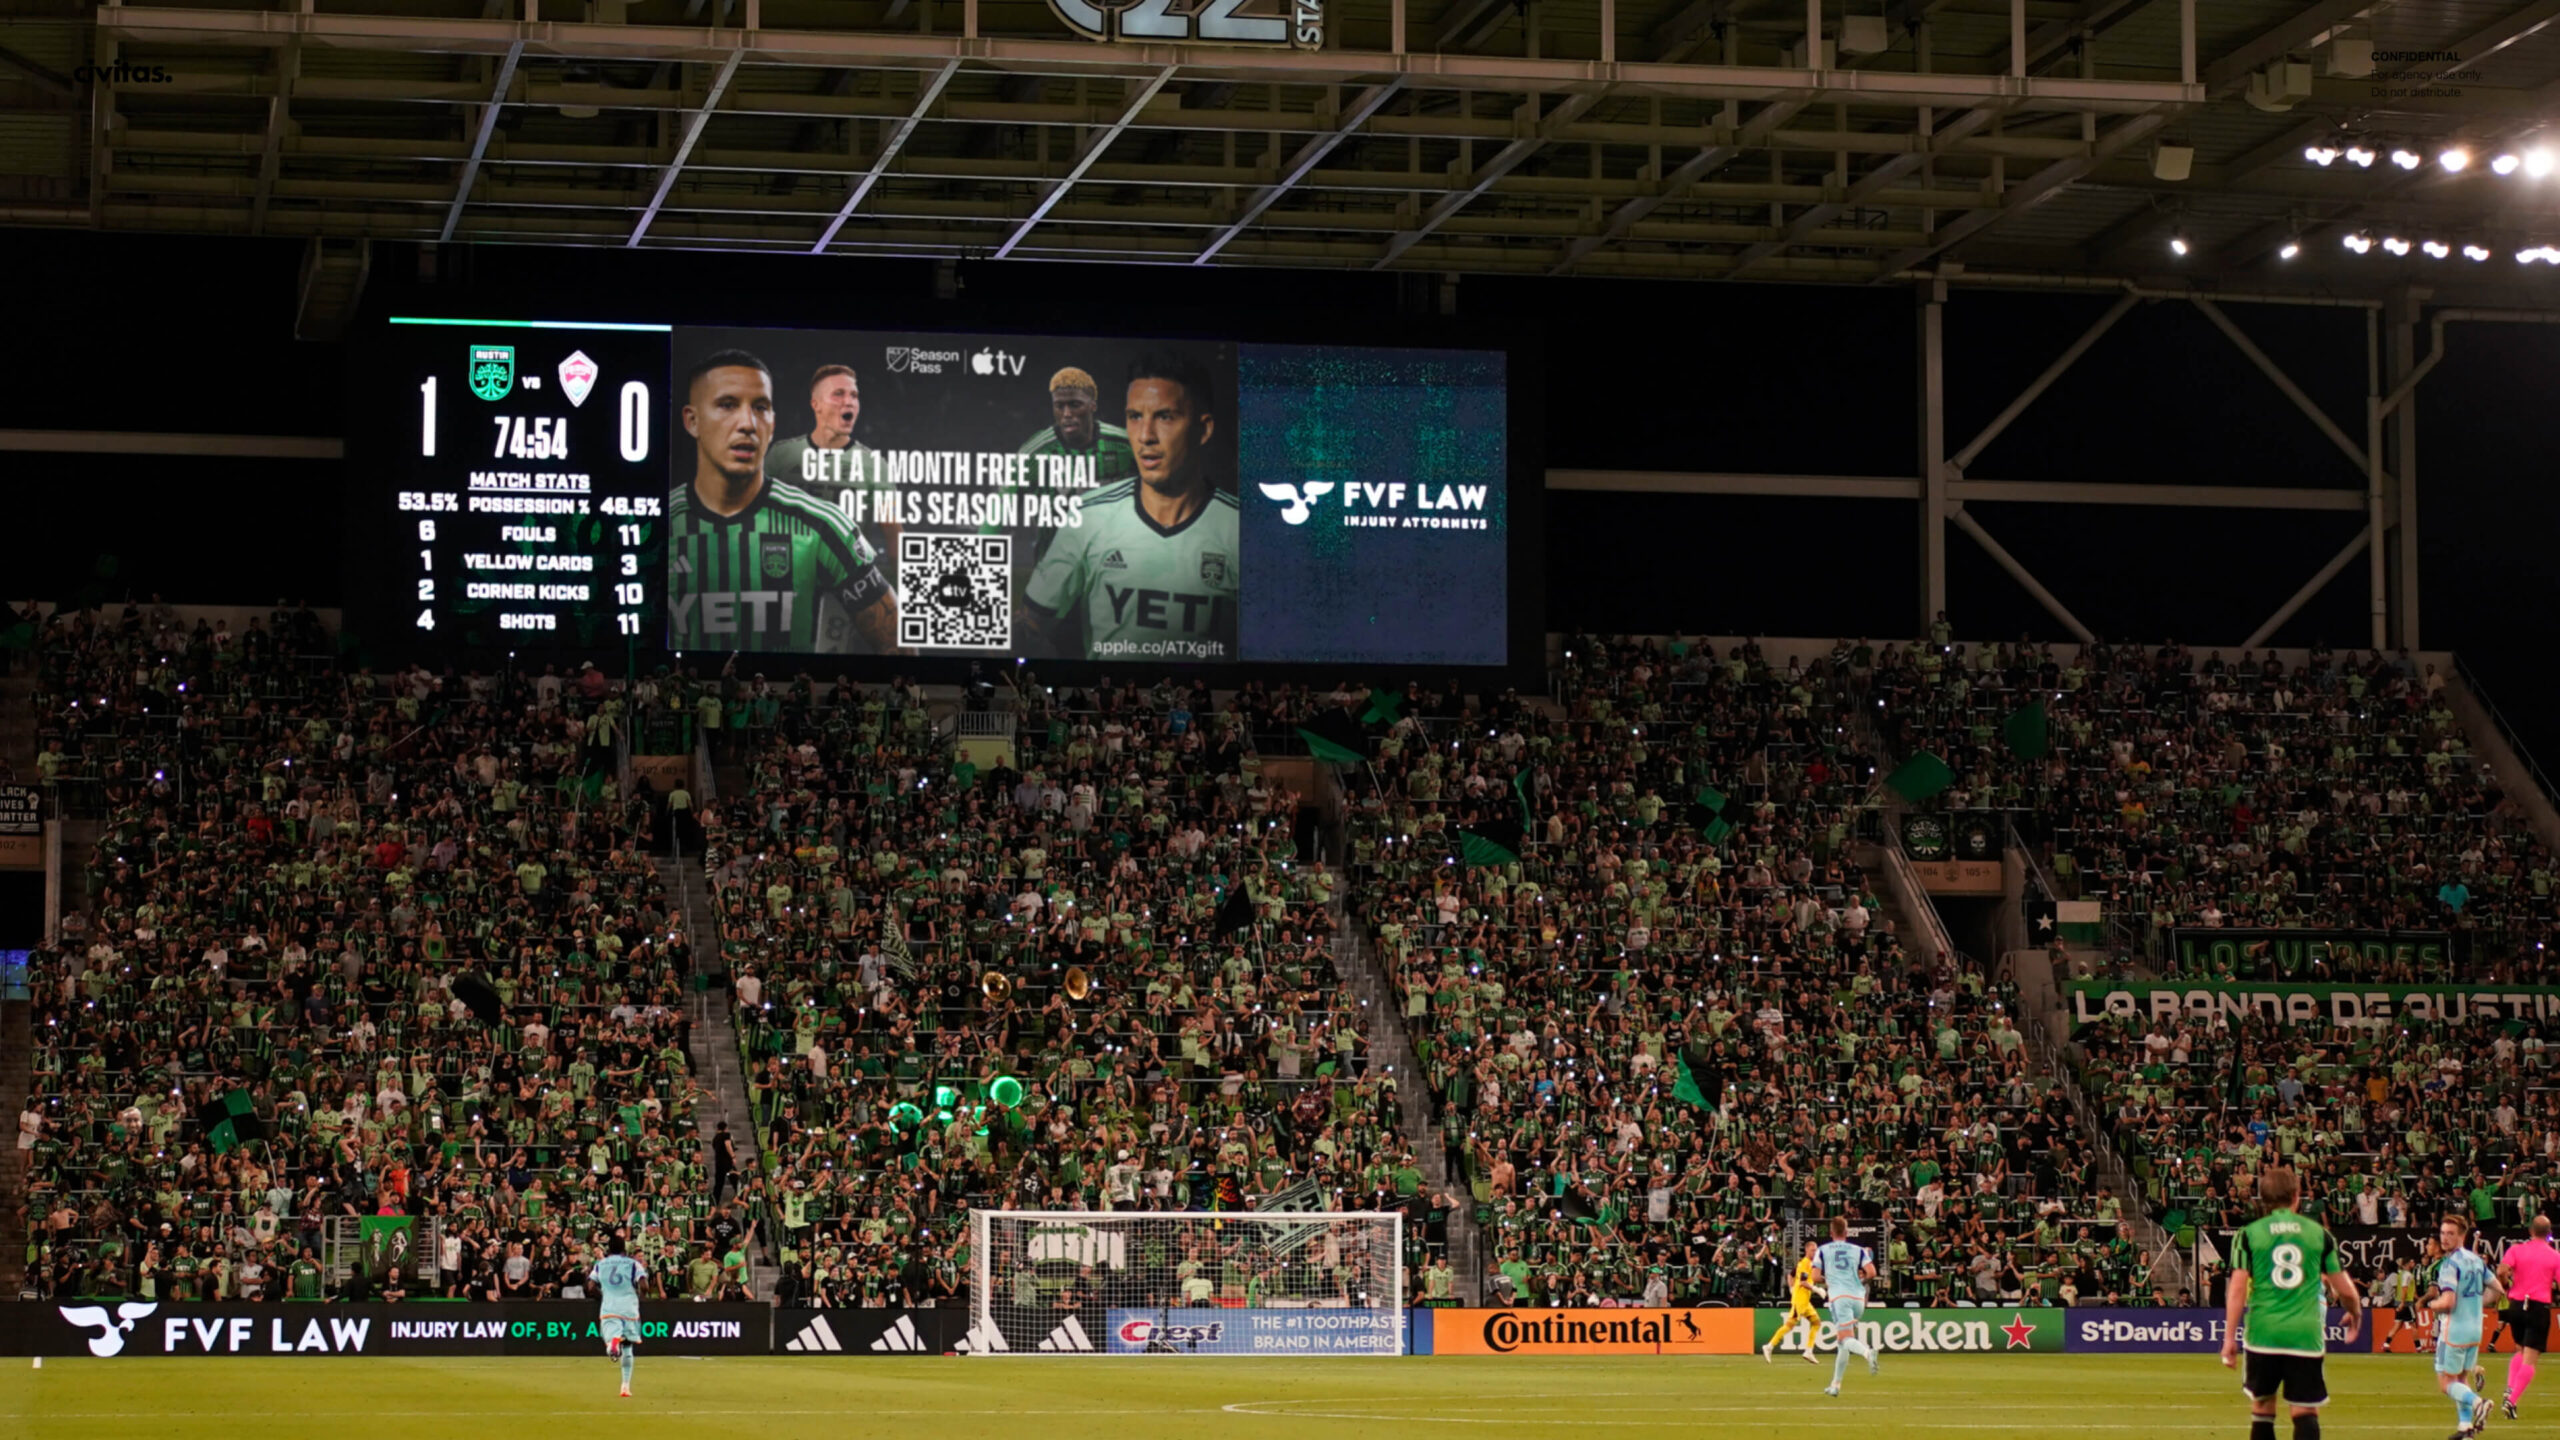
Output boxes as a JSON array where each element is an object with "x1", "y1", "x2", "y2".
[
  {"x1": 1824, "y1": 1386, "x2": 1840, "y2": 1398},
  {"x1": 1804, "y1": 1347, "x2": 1821, "y2": 1365},
  {"x1": 619, "y1": 1387, "x2": 632, "y2": 1399},
  {"x1": 1761, "y1": 1343, "x2": 1774, "y2": 1363},
  {"x1": 1867, "y1": 1349, "x2": 1880, "y2": 1376}
]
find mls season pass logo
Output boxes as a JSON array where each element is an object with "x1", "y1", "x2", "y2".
[{"x1": 557, "y1": 350, "x2": 598, "y2": 408}]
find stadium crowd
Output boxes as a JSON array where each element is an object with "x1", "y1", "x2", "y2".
[
  {"x1": 1347, "y1": 635, "x2": 2157, "y2": 1309},
  {"x1": 695, "y1": 670, "x2": 1460, "y2": 1309},
  {"x1": 1873, "y1": 638, "x2": 2555, "y2": 978},
  {"x1": 16, "y1": 600, "x2": 725, "y2": 1303}
]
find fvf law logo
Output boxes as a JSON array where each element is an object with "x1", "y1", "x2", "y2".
[
  {"x1": 1257, "y1": 481, "x2": 1335, "y2": 525},
  {"x1": 784, "y1": 1315, "x2": 844, "y2": 1353},
  {"x1": 870, "y1": 1316, "x2": 927, "y2": 1352},
  {"x1": 59, "y1": 1302, "x2": 158, "y2": 1357}
]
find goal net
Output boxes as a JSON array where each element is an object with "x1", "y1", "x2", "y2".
[{"x1": 965, "y1": 1210, "x2": 1405, "y2": 1355}]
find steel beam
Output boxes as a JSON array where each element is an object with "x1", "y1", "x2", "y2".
[
  {"x1": 812, "y1": 58, "x2": 958, "y2": 253},
  {"x1": 2190, "y1": 296, "x2": 2369, "y2": 476},
  {"x1": 1376, "y1": 89, "x2": 1604, "y2": 269},
  {"x1": 995, "y1": 66, "x2": 1175, "y2": 259},
  {"x1": 2241, "y1": 524, "x2": 2370, "y2": 650},
  {"x1": 1950, "y1": 503, "x2": 2095, "y2": 643},
  {"x1": 1726, "y1": 105, "x2": 1996, "y2": 278},
  {"x1": 1548, "y1": 96, "x2": 1809, "y2": 274},
  {"x1": 1870, "y1": 111, "x2": 2167, "y2": 276},
  {"x1": 1949, "y1": 290, "x2": 2139, "y2": 471},
  {"x1": 251, "y1": 41, "x2": 299, "y2": 237},
  {"x1": 1198, "y1": 78, "x2": 1404, "y2": 264},
  {"x1": 2200, "y1": 0, "x2": 2373, "y2": 93},
  {"x1": 444, "y1": 40, "x2": 522, "y2": 243},
  {"x1": 630, "y1": 48, "x2": 743, "y2": 247}
]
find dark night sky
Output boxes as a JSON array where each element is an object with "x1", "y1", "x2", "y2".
[{"x1": 3, "y1": 227, "x2": 2550, "y2": 757}]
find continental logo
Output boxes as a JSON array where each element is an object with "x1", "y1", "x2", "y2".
[{"x1": 1483, "y1": 1311, "x2": 1702, "y2": 1352}]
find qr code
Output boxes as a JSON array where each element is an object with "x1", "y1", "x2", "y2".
[{"x1": 897, "y1": 533, "x2": 1013, "y2": 649}]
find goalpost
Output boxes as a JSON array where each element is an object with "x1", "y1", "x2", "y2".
[{"x1": 966, "y1": 1210, "x2": 1406, "y2": 1355}]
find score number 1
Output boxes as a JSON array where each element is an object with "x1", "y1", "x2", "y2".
[{"x1": 420, "y1": 375, "x2": 653, "y2": 460}]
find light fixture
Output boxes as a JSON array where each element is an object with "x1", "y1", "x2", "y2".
[
  {"x1": 2422, "y1": 239, "x2": 2451, "y2": 258},
  {"x1": 2343, "y1": 232, "x2": 2375, "y2": 253},
  {"x1": 2382, "y1": 235, "x2": 2411, "y2": 255},
  {"x1": 2345, "y1": 144, "x2": 2377, "y2": 167},
  {"x1": 2495, "y1": 153, "x2": 2524, "y2": 175},
  {"x1": 2391, "y1": 147, "x2": 2423, "y2": 170},
  {"x1": 2441, "y1": 147, "x2": 2472, "y2": 172},
  {"x1": 2521, "y1": 245, "x2": 2560, "y2": 264},
  {"x1": 559, "y1": 104, "x2": 601, "y2": 119},
  {"x1": 2169, "y1": 230, "x2": 2192, "y2": 257},
  {"x1": 2305, "y1": 145, "x2": 2341, "y2": 167},
  {"x1": 2464, "y1": 244, "x2": 2493, "y2": 261},
  {"x1": 2530, "y1": 147, "x2": 2557, "y2": 178},
  {"x1": 2279, "y1": 239, "x2": 2302, "y2": 260}
]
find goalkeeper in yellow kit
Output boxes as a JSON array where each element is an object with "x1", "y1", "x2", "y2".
[{"x1": 1763, "y1": 1240, "x2": 1826, "y2": 1364}]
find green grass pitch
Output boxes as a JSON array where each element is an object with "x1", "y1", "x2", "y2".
[{"x1": 0, "y1": 1354, "x2": 2501, "y2": 1438}]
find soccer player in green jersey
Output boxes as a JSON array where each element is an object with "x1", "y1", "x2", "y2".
[
  {"x1": 1024, "y1": 351, "x2": 1238, "y2": 661},
  {"x1": 2222, "y1": 1167, "x2": 2362, "y2": 1440},
  {"x1": 669, "y1": 350, "x2": 902, "y2": 655},
  {"x1": 765, "y1": 363, "x2": 894, "y2": 546},
  {"x1": 1017, "y1": 366, "x2": 1137, "y2": 486}
]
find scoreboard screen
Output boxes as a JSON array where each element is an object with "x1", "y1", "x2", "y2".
[
  {"x1": 355, "y1": 317, "x2": 1517, "y2": 669},
  {"x1": 371, "y1": 319, "x2": 669, "y2": 649}
]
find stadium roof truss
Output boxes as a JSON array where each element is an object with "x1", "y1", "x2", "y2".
[{"x1": 0, "y1": 0, "x2": 2551, "y2": 297}]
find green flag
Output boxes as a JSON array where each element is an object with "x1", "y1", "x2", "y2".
[
  {"x1": 1458, "y1": 821, "x2": 1523, "y2": 867},
  {"x1": 1360, "y1": 687, "x2": 1404, "y2": 726},
  {"x1": 1693, "y1": 784, "x2": 1728, "y2": 814},
  {"x1": 2003, "y1": 701, "x2": 2049, "y2": 761},
  {"x1": 1511, "y1": 769, "x2": 1533, "y2": 827},
  {"x1": 1296, "y1": 727, "x2": 1365, "y2": 766},
  {"x1": 1671, "y1": 1054, "x2": 1710, "y2": 1109},
  {"x1": 1885, "y1": 751, "x2": 1954, "y2": 803}
]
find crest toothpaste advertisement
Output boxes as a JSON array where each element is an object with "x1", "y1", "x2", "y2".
[{"x1": 1102, "y1": 1307, "x2": 1402, "y2": 1355}]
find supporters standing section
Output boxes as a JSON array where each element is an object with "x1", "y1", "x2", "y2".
[{"x1": 9, "y1": 608, "x2": 2560, "y2": 1363}]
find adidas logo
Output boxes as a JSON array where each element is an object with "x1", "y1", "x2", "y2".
[
  {"x1": 784, "y1": 1316, "x2": 843, "y2": 1353},
  {"x1": 1038, "y1": 1316, "x2": 1094, "y2": 1352},
  {"x1": 1100, "y1": 549, "x2": 1128, "y2": 569},
  {"x1": 870, "y1": 1315, "x2": 924, "y2": 1352},
  {"x1": 955, "y1": 1321, "x2": 1008, "y2": 1354}
]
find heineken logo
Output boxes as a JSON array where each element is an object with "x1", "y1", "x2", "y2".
[{"x1": 469, "y1": 344, "x2": 515, "y2": 402}]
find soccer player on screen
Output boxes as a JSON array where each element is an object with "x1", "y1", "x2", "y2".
[
  {"x1": 1017, "y1": 367, "x2": 1137, "y2": 485},
  {"x1": 2500, "y1": 1215, "x2": 2559, "y2": 1418},
  {"x1": 1815, "y1": 1217, "x2": 1879, "y2": 1396},
  {"x1": 1022, "y1": 352, "x2": 1238, "y2": 661},
  {"x1": 591, "y1": 1234, "x2": 650, "y2": 1398},
  {"x1": 2435, "y1": 1213, "x2": 2506, "y2": 1437},
  {"x1": 1762, "y1": 1240, "x2": 1826, "y2": 1364},
  {"x1": 765, "y1": 364, "x2": 896, "y2": 551},
  {"x1": 2220, "y1": 1168, "x2": 2362, "y2": 1440},
  {"x1": 669, "y1": 350, "x2": 903, "y2": 655}
]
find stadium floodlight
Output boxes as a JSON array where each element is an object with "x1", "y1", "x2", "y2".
[
  {"x1": 2521, "y1": 245, "x2": 2560, "y2": 264},
  {"x1": 2391, "y1": 147, "x2": 2423, "y2": 170},
  {"x1": 2382, "y1": 235, "x2": 2411, "y2": 255},
  {"x1": 2495, "y1": 153, "x2": 2525, "y2": 175},
  {"x1": 2343, "y1": 232, "x2": 2374, "y2": 253},
  {"x1": 2305, "y1": 144, "x2": 2340, "y2": 166},
  {"x1": 2422, "y1": 240, "x2": 2451, "y2": 258},
  {"x1": 2168, "y1": 230, "x2": 2192, "y2": 256},
  {"x1": 2441, "y1": 147, "x2": 2472, "y2": 172},
  {"x1": 2465, "y1": 244, "x2": 2494, "y2": 261},
  {"x1": 2532, "y1": 147, "x2": 2559, "y2": 178},
  {"x1": 2345, "y1": 144, "x2": 2377, "y2": 167},
  {"x1": 2279, "y1": 239, "x2": 2302, "y2": 259}
]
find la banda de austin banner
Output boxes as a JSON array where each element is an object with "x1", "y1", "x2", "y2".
[{"x1": 2070, "y1": 980, "x2": 2560, "y2": 1029}]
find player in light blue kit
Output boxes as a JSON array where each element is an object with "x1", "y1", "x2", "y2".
[
  {"x1": 2436, "y1": 1213, "x2": 2507, "y2": 1439},
  {"x1": 1816, "y1": 1215, "x2": 1881, "y2": 1397},
  {"x1": 591, "y1": 1233, "x2": 651, "y2": 1399}
]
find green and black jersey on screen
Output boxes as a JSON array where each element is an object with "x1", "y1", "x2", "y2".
[{"x1": 667, "y1": 477, "x2": 889, "y2": 653}]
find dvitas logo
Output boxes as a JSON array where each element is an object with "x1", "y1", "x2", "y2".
[
  {"x1": 1257, "y1": 481, "x2": 1334, "y2": 525},
  {"x1": 75, "y1": 62, "x2": 174, "y2": 83},
  {"x1": 59, "y1": 1303, "x2": 158, "y2": 1357}
]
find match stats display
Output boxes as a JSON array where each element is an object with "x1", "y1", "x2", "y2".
[
  {"x1": 374, "y1": 320, "x2": 668, "y2": 649},
  {"x1": 358, "y1": 318, "x2": 1510, "y2": 667}
]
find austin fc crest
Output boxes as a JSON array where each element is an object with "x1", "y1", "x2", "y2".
[
  {"x1": 469, "y1": 345, "x2": 515, "y2": 402},
  {"x1": 1199, "y1": 552, "x2": 1231, "y2": 587},
  {"x1": 760, "y1": 534, "x2": 793, "y2": 582}
]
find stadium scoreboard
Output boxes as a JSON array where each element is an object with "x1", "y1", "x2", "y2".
[
  {"x1": 355, "y1": 316, "x2": 1521, "y2": 668},
  {"x1": 378, "y1": 319, "x2": 669, "y2": 649}
]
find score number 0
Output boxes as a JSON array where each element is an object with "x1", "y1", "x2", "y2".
[{"x1": 421, "y1": 375, "x2": 653, "y2": 462}]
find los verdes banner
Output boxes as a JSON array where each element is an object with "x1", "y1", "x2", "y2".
[{"x1": 2069, "y1": 980, "x2": 2560, "y2": 1029}]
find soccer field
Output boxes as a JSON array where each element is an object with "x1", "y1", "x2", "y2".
[{"x1": 0, "y1": 1354, "x2": 2492, "y2": 1439}]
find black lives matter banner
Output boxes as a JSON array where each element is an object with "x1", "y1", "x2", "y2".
[
  {"x1": 4, "y1": 1302, "x2": 770, "y2": 1357},
  {"x1": 2069, "y1": 978, "x2": 2560, "y2": 1029}
]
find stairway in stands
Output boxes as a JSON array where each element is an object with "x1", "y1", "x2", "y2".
[{"x1": 654, "y1": 848, "x2": 776, "y2": 1299}]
